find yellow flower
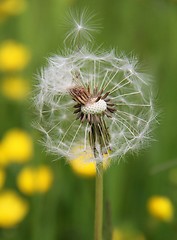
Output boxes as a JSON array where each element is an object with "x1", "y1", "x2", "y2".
[
  {"x1": 0, "y1": 41, "x2": 30, "y2": 71},
  {"x1": 17, "y1": 166, "x2": 53, "y2": 195},
  {"x1": 1, "y1": 129, "x2": 33, "y2": 163},
  {"x1": 112, "y1": 229, "x2": 123, "y2": 240},
  {"x1": 112, "y1": 228, "x2": 146, "y2": 240},
  {"x1": 69, "y1": 145, "x2": 110, "y2": 177},
  {"x1": 0, "y1": 143, "x2": 9, "y2": 166},
  {"x1": 0, "y1": 190, "x2": 28, "y2": 228},
  {"x1": 0, "y1": 0, "x2": 26, "y2": 17},
  {"x1": 147, "y1": 196, "x2": 174, "y2": 222},
  {"x1": 1, "y1": 77, "x2": 30, "y2": 100},
  {"x1": 0, "y1": 168, "x2": 5, "y2": 189}
]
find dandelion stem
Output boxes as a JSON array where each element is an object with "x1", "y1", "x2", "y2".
[{"x1": 94, "y1": 162, "x2": 103, "y2": 240}]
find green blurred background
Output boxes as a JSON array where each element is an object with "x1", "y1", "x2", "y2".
[{"x1": 0, "y1": 0, "x2": 177, "y2": 239}]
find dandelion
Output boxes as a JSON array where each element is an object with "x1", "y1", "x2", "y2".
[
  {"x1": 34, "y1": 10, "x2": 156, "y2": 240},
  {"x1": 147, "y1": 196, "x2": 174, "y2": 222},
  {"x1": 17, "y1": 165, "x2": 53, "y2": 195},
  {"x1": 1, "y1": 76, "x2": 30, "y2": 100},
  {"x1": 0, "y1": 190, "x2": 28, "y2": 228},
  {"x1": 35, "y1": 48, "x2": 155, "y2": 163},
  {"x1": 0, "y1": 40, "x2": 30, "y2": 71}
]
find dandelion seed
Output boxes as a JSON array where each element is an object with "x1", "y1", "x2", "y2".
[{"x1": 64, "y1": 8, "x2": 100, "y2": 47}]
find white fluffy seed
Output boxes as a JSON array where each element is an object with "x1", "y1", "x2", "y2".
[{"x1": 81, "y1": 99, "x2": 107, "y2": 114}]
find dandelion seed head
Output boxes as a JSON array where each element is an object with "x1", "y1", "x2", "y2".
[
  {"x1": 34, "y1": 11, "x2": 156, "y2": 163},
  {"x1": 35, "y1": 46, "x2": 155, "y2": 162}
]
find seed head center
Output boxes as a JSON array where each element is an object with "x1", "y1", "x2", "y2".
[{"x1": 82, "y1": 99, "x2": 107, "y2": 115}]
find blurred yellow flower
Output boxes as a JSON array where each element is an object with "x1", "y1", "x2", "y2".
[
  {"x1": 17, "y1": 166, "x2": 53, "y2": 195},
  {"x1": 1, "y1": 129, "x2": 33, "y2": 163},
  {"x1": 69, "y1": 145, "x2": 109, "y2": 177},
  {"x1": 0, "y1": 168, "x2": 5, "y2": 189},
  {"x1": 0, "y1": 143, "x2": 9, "y2": 166},
  {"x1": 0, "y1": 190, "x2": 28, "y2": 228},
  {"x1": 0, "y1": 0, "x2": 26, "y2": 17},
  {"x1": 112, "y1": 228, "x2": 145, "y2": 240},
  {"x1": 1, "y1": 77, "x2": 30, "y2": 100},
  {"x1": 147, "y1": 196, "x2": 174, "y2": 222},
  {"x1": 112, "y1": 229, "x2": 123, "y2": 240},
  {"x1": 0, "y1": 41, "x2": 30, "y2": 71},
  {"x1": 112, "y1": 228, "x2": 146, "y2": 240}
]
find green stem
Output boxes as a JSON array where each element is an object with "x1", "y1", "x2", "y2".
[{"x1": 94, "y1": 162, "x2": 103, "y2": 240}]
